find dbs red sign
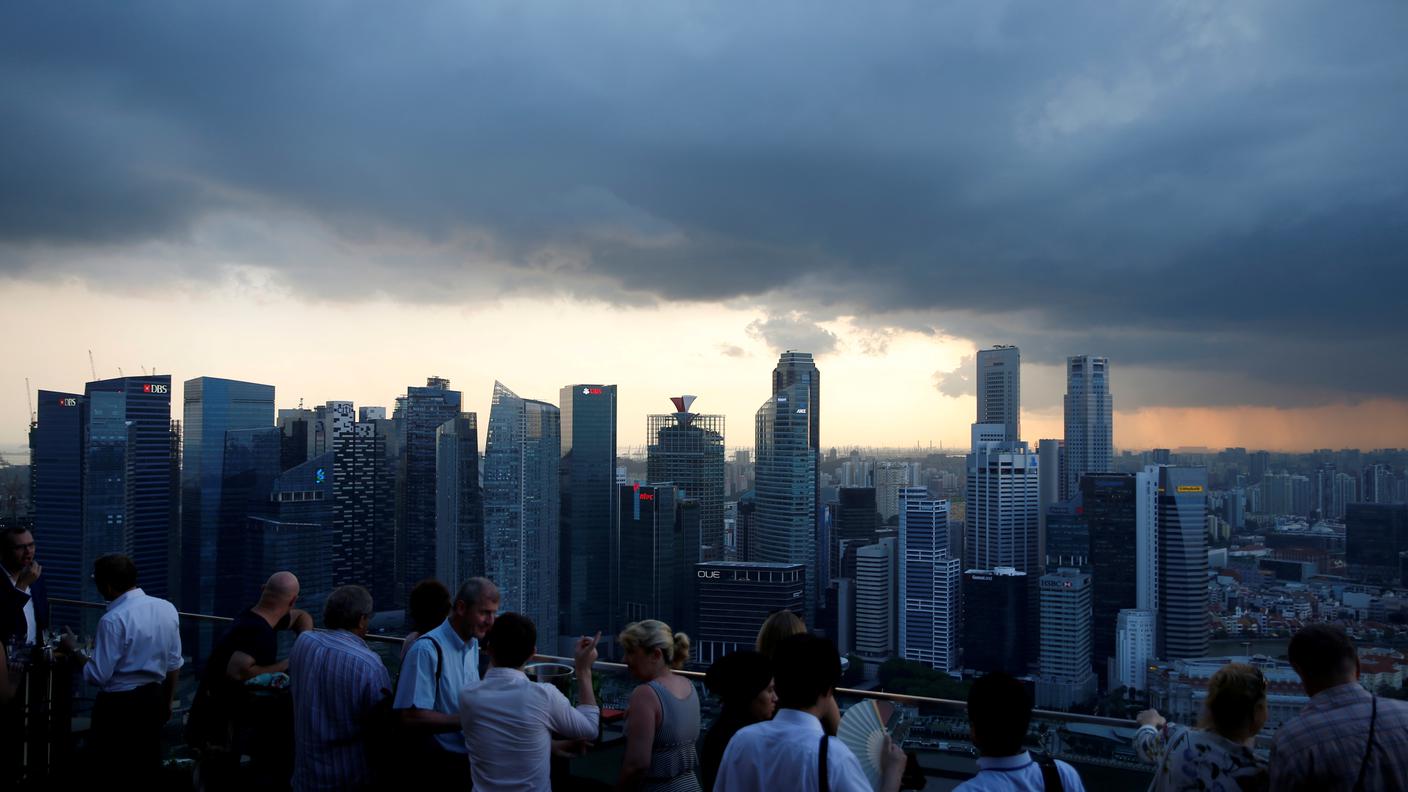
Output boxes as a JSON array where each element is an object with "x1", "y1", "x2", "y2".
[{"x1": 142, "y1": 384, "x2": 170, "y2": 394}]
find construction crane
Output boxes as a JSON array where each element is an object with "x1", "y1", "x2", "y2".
[
  {"x1": 88, "y1": 350, "x2": 97, "y2": 380},
  {"x1": 24, "y1": 377, "x2": 34, "y2": 425}
]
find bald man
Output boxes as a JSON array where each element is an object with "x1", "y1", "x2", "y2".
[{"x1": 190, "y1": 571, "x2": 314, "y2": 790}]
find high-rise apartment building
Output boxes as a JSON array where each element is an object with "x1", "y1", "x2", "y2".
[
  {"x1": 898, "y1": 488, "x2": 960, "y2": 672},
  {"x1": 646, "y1": 396, "x2": 724, "y2": 563},
  {"x1": 1114, "y1": 608, "x2": 1157, "y2": 692},
  {"x1": 560, "y1": 385, "x2": 617, "y2": 641},
  {"x1": 977, "y1": 346, "x2": 1020, "y2": 443},
  {"x1": 484, "y1": 382, "x2": 561, "y2": 650},
  {"x1": 1062, "y1": 356, "x2": 1113, "y2": 502},
  {"x1": 1158, "y1": 467, "x2": 1210, "y2": 660},
  {"x1": 754, "y1": 383, "x2": 819, "y2": 621},
  {"x1": 854, "y1": 537, "x2": 897, "y2": 660},
  {"x1": 873, "y1": 462, "x2": 913, "y2": 521},
  {"x1": 962, "y1": 567, "x2": 1028, "y2": 675},
  {"x1": 84, "y1": 376, "x2": 177, "y2": 601},
  {"x1": 965, "y1": 425, "x2": 1040, "y2": 574},
  {"x1": 694, "y1": 561, "x2": 804, "y2": 665},
  {"x1": 394, "y1": 377, "x2": 463, "y2": 602},
  {"x1": 1035, "y1": 568, "x2": 1097, "y2": 710},
  {"x1": 436, "y1": 414, "x2": 483, "y2": 588}
]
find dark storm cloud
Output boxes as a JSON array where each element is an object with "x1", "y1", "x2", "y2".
[{"x1": 2, "y1": 1, "x2": 1406, "y2": 407}]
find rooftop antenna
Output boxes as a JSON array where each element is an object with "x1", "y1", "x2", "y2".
[
  {"x1": 88, "y1": 350, "x2": 97, "y2": 381},
  {"x1": 141, "y1": 365, "x2": 148, "y2": 375},
  {"x1": 117, "y1": 367, "x2": 124, "y2": 378}
]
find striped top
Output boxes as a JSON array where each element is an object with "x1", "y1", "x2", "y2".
[
  {"x1": 290, "y1": 629, "x2": 392, "y2": 792},
  {"x1": 1270, "y1": 683, "x2": 1408, "y2": 792}
]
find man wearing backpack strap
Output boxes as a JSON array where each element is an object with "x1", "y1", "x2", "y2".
[
  {"x1": 393, "y1": 577, "x2": 500, "y2": 784},
  {"x1": 955, "y1": 673, "x2": 1085, "y2": 792}
]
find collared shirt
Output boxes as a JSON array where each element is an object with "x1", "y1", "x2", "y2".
[
  {"x1": 290, "y1": 629, "x2": 392, "y2": 792},
  {"x1": 714, "y1": 708, "x2": 873, "y2": 792},
  {"x1": 1134, "y1": 723, "x2": 1264, "y2": 792},
  {"x1": 5, "y1": 568, "x2": 36, "y2": 645},
  {"x1": 82, "y1": 587, "x2": 182, "y2": 693},
  {"x1": 392, "y1": 618, "x2": 481, "y2": 754},
  {"x1": 954, "y1": 751, "x2": 1086, "y2": 792},
  {"x1": 1270, "y1": 682, "x2": 1408, "y2": 792},
  {"x1": 459, "y1": 666, "x2": 600, "y2": 791}
]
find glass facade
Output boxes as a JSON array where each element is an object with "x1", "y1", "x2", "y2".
[
  {"x1": 484, "y1": 382, "x2": 560, "y2": 650},
  {"x1": 32, "y1": 390, "x2": 86, "y2": 622},
  {"x1": 962, "y1": 568, "x2": 1027, "y2": 675},
  {"x1": 393, "y1": 378, "x2": 463, "y2": 605},
  {"x1": 435, "y1": 414, "x2": 484, "y2": 587},
  {"x1": 1158, "y1": 467, "x2": 1209, "y2": 660},
  {"x1": 693, "y1": 561, "x2": 804, "y2": 666},
  {"x1": 617, "y1": 484, "x2": 698, "y2": 640},
  {"x1": 560, "y1": 385, "x2": 617, "y2": 640},
  {"x1": 216, "y1": 426, "x2": 281, "y2": 614},
  {"x1": 181, "y1": 377, "x2": 275, "y2": 613},
  {"x1": 1083, "y1": 474, "x2": 1137, "y2": 682},
  {"x1": 1062, "y1": 356, "x2": 1113, "y2": 502},
  {"x1": 646, "y1": 408, "x2": 724, "y2": 563},
  {"x1": 85, "y1": 376, "x2": 177, "y2": 601},
  {"x1": 753, "y1": 382, "x2": 818, "y2": 622}
]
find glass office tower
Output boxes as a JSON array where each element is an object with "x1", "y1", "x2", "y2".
[
  {"x1": 394, "y1": 377, "x2": 463, "y2": 603},
  {"x1": 754, "y1": 383, "x2": 818, "y2": 622},
  {"x1": 561, "y1": 385, "x2": 617, "y2": 639},
  {"x1": 31, "y1": 390, "x2": 85, "y2": 624},
  {"x1": 484, "y1": 382, "x2": 561, "y2": 650},
  {"x1": 646, "y1": 396, "x2": 724, "y2": 563},
  {"x1": 1159, "y1": 466, "x2": 1210, "y2": 660},
  {"x1": 182, "y1": 377, "x2": 276, "y2": 614},
  {"x1": 436, "y1": 414, "x2": 484, "y2": 587}
]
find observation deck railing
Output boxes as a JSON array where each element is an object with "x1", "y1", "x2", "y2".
[{"x1": 20, "y1": 597, "x2": 1155, "y2": 790}]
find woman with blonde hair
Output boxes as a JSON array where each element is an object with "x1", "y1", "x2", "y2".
[
  {"x1": 754, "y1": 609, "x2": 806, "y2": 659},
  {"x1": 1134, "y1": 662, "x2": 1270, "y2": 791},
  {"x1": 617, "y1": 619, "x2": 701, "y2": 791}
]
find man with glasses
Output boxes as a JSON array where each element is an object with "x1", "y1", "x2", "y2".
[
  {"x1": 1, "y1": 525, "x2": 47, "y2": 650},
  {"x1": 288, "y1": 585, "x2": 392, "y2": 792}
]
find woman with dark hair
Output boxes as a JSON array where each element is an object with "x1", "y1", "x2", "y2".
[
  {"x1": 399, "y1": 579, "x2": 451, "y2": 662},
  {"x1": 1135, "y1": 662, "x2": 1269, "y2": 791},
  {"x1": 698, "y1": 651, "x2": 775, "y2": 792}
]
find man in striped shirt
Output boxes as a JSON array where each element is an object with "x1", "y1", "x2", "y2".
[
  {"x1": 1271, "y1": 624, "x2": 1408, "y2": 792},
  {"x1": 289, "y1": 585, "x2": 392, "y2": 792}
]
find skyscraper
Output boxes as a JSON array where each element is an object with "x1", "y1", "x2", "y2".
[
  {"x1": 1083, "y1": 471, "x2": 1158, "y2": 684},
  {"x1": 333, "y1": 416, "x2": 396, "y2": 605},
  {"x1": 484, "y1": 382, "x2": 561, "y2": 650},
  {"x1": 31, "y1": 390, "x2": 85, "y2": 621},
  {"x1": 962, "y1": 567, "x2": 1028, "y2": 675},
  {"x1": 560, "y1": 384, "x2": 617, "y2": 640},
  {"x1": 1038, "y1": 439, "x2": 1062, "y2": 562},
  {"x1": 1114, "y1": 608, "x2": 1156, "y2": 692},
  {"x1": 1062, "y1": 356, "x2": 1113, "y2": 501},
  {"x1": 394, "y1": 377, "x2": 463, "y2": 602},
  {"x1": 618, "y1": 483, "x2": 699, "y2": 638},
  {"x1": 436, "y1": 414, "x2": 483, "y2": 588},
  {"x1": 1158, "y1": 467, "x2": 1209, "y2": 660},
  {"x1": 898, "y1": 488, "x2": 961, "y2": 672},
  {"x1": 216, "y1": 426, "x2": 282, "y2": 614},
  {"x1": 646, "y1": 396, "x2": 724, "y2": 562},
  {"x1": 754, "y1": 383, "x2": 819, "y2": 621},
  {"x1": 694, "y1": 561, "x2": 804, "y2": 665},
  {"x1": 854, "y1": 537, "x2": 897, "y2": 660},
  {"x1": 964, "y1": 425, "x2": 1040, "y2": 574},
  {"x1": 181, "y1": 377, "x2": 275, "y2": 613},
  {"x1": 977, "y1": 346, "x2": 1020, "y2": 443},
  {"x1": 1035, "y1": 568, "x2": 1097, "y2": 709},
  {"x1": 772, "y1": 351, "x2": 821, "y2": 596},
  {"x1": 1346, "y1": 503, "x2": 1408, "y2": 584},
  {"x1": 85, "y1": 375, "x2": 177, "y2": 601}
]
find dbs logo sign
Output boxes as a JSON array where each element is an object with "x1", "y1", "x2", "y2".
[{"x1": 142, "y1": 384, "x2": 170, "y2": 394}]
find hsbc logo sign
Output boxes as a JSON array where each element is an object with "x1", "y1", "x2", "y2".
[{"x1": 142, "y1": 384, "x2": 169, "y2": 394}]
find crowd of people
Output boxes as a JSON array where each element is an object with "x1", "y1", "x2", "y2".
[{"x1": 3, "y1": 522, "x2": 1408, "y2": 791}]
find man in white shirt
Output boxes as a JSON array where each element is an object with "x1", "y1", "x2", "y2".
[
  {"x1": 954, "y1": 672, "x2": 1085, "y2": 792},
  {"x1": 459, "y1": 612, "x2": 601, "y2": 792},
  {"x1": 70, "y1": 554, "x2": 183, "y2": 782},
  {"x1": 715, "y1": 633, "x2": 907, "y2": 792}
]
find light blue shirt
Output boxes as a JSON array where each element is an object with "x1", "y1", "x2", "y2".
[
  {"x1": 954, "y1": 751, "x2": 1086, "y2": 792},
  {"x1": 393, "y1": 618, "x2": 481, "y2": 754},
  {"x1": 82, "y1": 587, "x2": 183, "y2": 693}
]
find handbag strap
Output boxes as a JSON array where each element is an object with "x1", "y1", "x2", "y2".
[
  {"x1": 1353, "y1": 695, "x2": 1378, "y2": 792},
  {"x1": 819, "y1": 732, "x2": 830, "y2": 792}
]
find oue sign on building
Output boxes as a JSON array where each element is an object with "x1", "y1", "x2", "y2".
[{"x1": 697, "y1": 570, "x2": 721, "y2": 579}]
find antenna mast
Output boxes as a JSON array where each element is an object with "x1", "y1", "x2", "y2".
[{"x1": 88, "y1": 350, "x2": 97, "y2": 380}]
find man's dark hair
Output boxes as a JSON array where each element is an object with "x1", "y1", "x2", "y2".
[
  {"x1": 407, "y1": 579, "x2": 452, "y2": 634},
  {"x1": 93, "y1": 554, "x2": 138, "y2": 593},
  {"x1": 485, "y1": 612, "x2": 536, "y2": 669},
  {"x1": 324, "y1": 585, "x2": 373, "y2": 631},
  {"x1": 1, "y1": 524, "x2": 31, "y2": 548},
  {"x1": 967, "y1": 673, "x2": 1032, "y2": 757},
  {"x1": 1289, "y1": 624, "x2": 1357, "y2": 685},
  {"x1": 773, "y1": 633, "x2": 840, "y2": 710}
]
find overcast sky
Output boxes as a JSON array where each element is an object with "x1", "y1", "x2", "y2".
[{"x1": 3, "y1": 1, "x2": 1406, "y2": 451}]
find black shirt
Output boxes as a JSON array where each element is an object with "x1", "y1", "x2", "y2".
[{"x1": 189, "y1": 609, "x2": 289, "y2": 742}]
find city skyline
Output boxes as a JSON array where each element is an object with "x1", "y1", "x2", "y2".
[{"x1": 4, "y1": 3, "x2": 1408, "y2": 454}]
